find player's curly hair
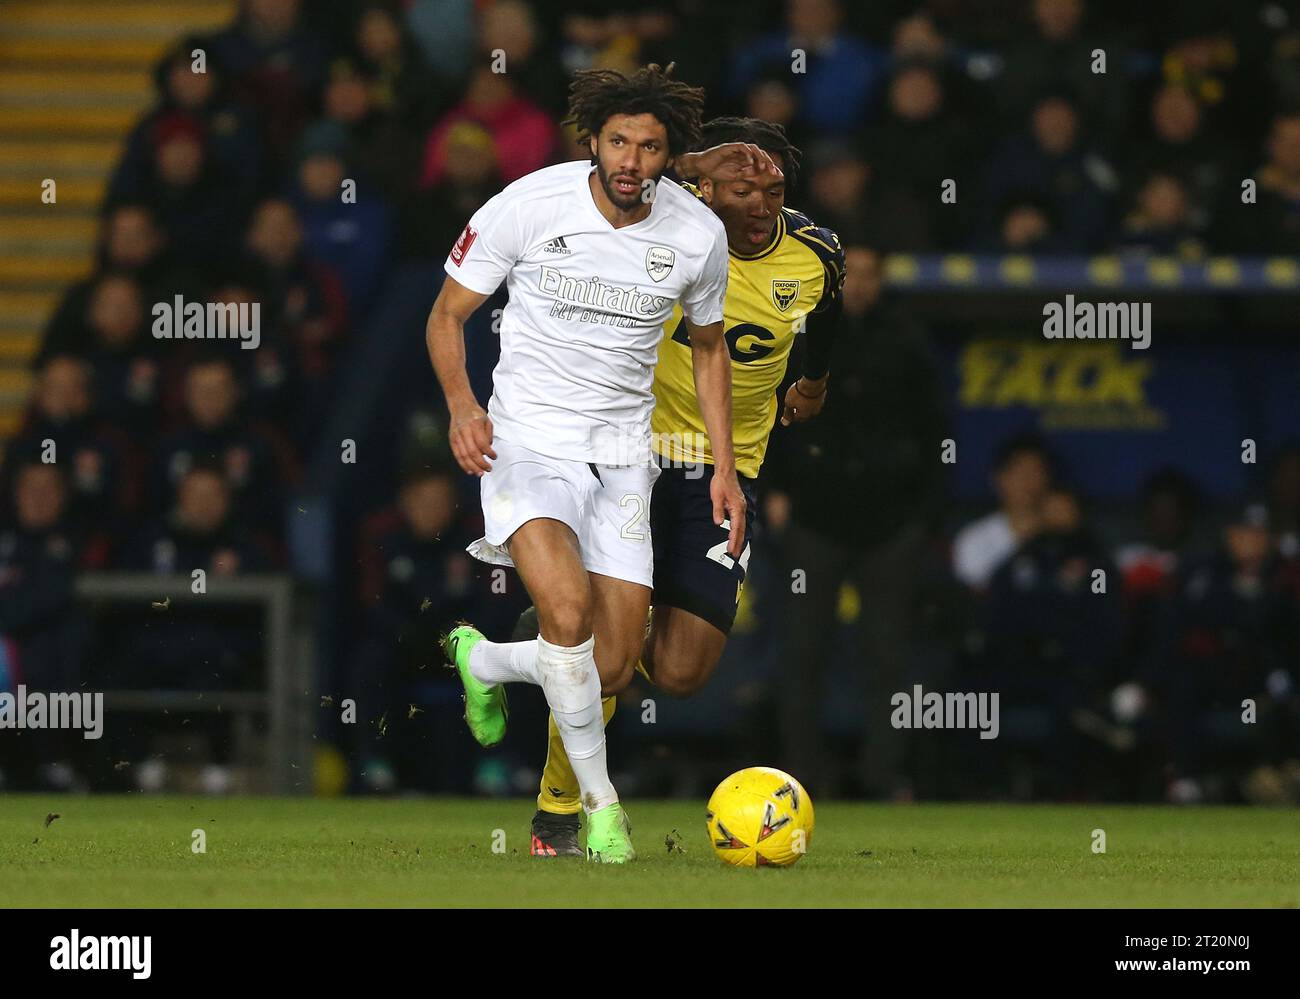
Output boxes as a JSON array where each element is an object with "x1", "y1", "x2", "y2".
[
  {"x1": 564, "y1": 63, "x2": 706, "y2": 157},
  {"x1": 696, "y1": 116, "x2": 803, "y2": 187}
]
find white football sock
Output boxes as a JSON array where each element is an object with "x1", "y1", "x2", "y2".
[
  {"x1": 468, "y1": 639, "x2": 541, "y2": 686},
  {"x1": 536, "y1": 635, "x2": 617, "y2": 813}
]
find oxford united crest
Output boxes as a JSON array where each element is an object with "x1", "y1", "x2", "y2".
[{"x1": 772, "y1": 279, "x2": 800, "y2": 312}]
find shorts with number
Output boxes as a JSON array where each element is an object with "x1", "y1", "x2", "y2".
[
  {"x1": 649, "y1": 459, "x2": 757, "y2": 634},
  {"x1": 467, "y1": 437, "x2": 660, "y2": 588}
]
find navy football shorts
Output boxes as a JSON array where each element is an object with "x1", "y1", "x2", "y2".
[{"x1": 650, "y1": 458, "x2": 757, "y2": 634}]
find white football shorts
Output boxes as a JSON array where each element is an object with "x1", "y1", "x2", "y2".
[{"x1": 466, "y1": 436, "x2": 660, "y2": 588}]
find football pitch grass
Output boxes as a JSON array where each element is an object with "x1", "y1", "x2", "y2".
[{"x1": 2, "y1": 795, "x2": 1298, "y2": 908}]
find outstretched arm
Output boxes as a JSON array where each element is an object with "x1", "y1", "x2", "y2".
[
  {"x1": 427, "y1": 275, "x2": 496, "y2": 476},
  {"x1": 676, "y1": 142, "x2": 783, "y2": 183},
  {"x1": 686, "y1": 318, "x2": 746, "y2": 558}
]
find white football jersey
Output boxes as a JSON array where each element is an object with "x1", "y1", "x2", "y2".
[{"x1": 444, "y1": 160, "x2": 729, "y2": 465}]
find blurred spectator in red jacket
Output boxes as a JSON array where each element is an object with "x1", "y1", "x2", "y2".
[
  {"x1": 407, "y1": 121, "x2": 503, "y2": 259},
  {"x1": 419, "y1": 60, "x2": 556, "y2": 188}
]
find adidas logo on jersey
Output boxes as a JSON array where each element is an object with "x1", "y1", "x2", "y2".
[{"x1": 543, "y1": 236, "x2": 572, "y2": 254}]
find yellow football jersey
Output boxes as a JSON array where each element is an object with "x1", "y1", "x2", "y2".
[{"x1": 652, "y1": 205, "x2": 844, "y2": 478}]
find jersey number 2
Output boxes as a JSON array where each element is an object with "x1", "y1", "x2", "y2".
[
  {"x1": 707, "y1": 518, "x2": 751, "y2": 571},
  {"x1": 620, "y1": 494, "x2": 647, "y2": 541}
]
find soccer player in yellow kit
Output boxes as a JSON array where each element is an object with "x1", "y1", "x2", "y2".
[{"x1": 530, "y1": 117, "x2": 846, "y2": 856}]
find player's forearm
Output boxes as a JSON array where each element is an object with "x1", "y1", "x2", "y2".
[
  {"x1": 674, "y1": 144, "x2": 782, "y2": 183},
  {"x1": 800, "y1": 296, "x2": 841, "y2": 380},
  {"x1": 426, "y1": 308, "x2": 478, "y2": 414},
  {"x1": 674, "y1": 151, "x2": 702, "y2": 180},
  {"x1": 691, "y1": 337, "x2": 737, "y2": 475}
]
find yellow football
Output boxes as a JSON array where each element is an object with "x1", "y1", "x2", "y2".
[{"x1": 705, "y1": 766, "x2": 814, "y2": 867}]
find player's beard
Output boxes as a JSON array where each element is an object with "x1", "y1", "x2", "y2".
[{"x1": 595, "y1": 159, "x2": 659, "y2": 212}]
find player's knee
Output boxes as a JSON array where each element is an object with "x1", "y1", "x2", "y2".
[
  {"x1": 652, "y1": 659, "x2": 709, "y2": 698},
  {"x1": 596, "y1": 643, "x2": 641, "y2": 695},
  {"x1": 536, "y1": 596, "x2": 592, "y2": 648},
  {"x1": 598, "y1": 661, "x2": 634, "y2": 697}
]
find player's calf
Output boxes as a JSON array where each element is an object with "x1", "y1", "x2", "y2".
[
  {"x1": 589, "y1": 573, "x2": 652, "y2": 696},
  {"x1": 642, "y1": 604, "x2": 729, "y2": 697}
]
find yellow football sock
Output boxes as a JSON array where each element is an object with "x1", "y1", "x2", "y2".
[{"x1": 537, "y1": 695, "x2": 618, "y2": 815}]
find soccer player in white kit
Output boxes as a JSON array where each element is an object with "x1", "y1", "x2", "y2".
[{"x1": 426, "y1": 65, "x2": 763, "y2": 862}]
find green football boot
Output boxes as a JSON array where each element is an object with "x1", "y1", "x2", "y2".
[
  {"x1": 585, "y1": 801, "x2": 635, "y2": 864},
  {"x1": 441, "y1": 624, "x2": 508, "y2": 747}
]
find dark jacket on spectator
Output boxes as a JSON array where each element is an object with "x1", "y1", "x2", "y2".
[
  {"x1": 358, "y1": 513, "x2": 479, "y2": 662},
  {"x1": 982, "y1": 133, "x2": 1117, "y2": 251},
  {"x1": 768, "y1": 296, "x2": 945, "y2": 549},
  {"x1": 0, "y1": 523, "x2": 85, "y2": 691}
]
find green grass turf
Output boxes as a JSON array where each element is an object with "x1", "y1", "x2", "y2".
[{"x1": 1, "y1": 795, "x2": 1298, "y2": 907}]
